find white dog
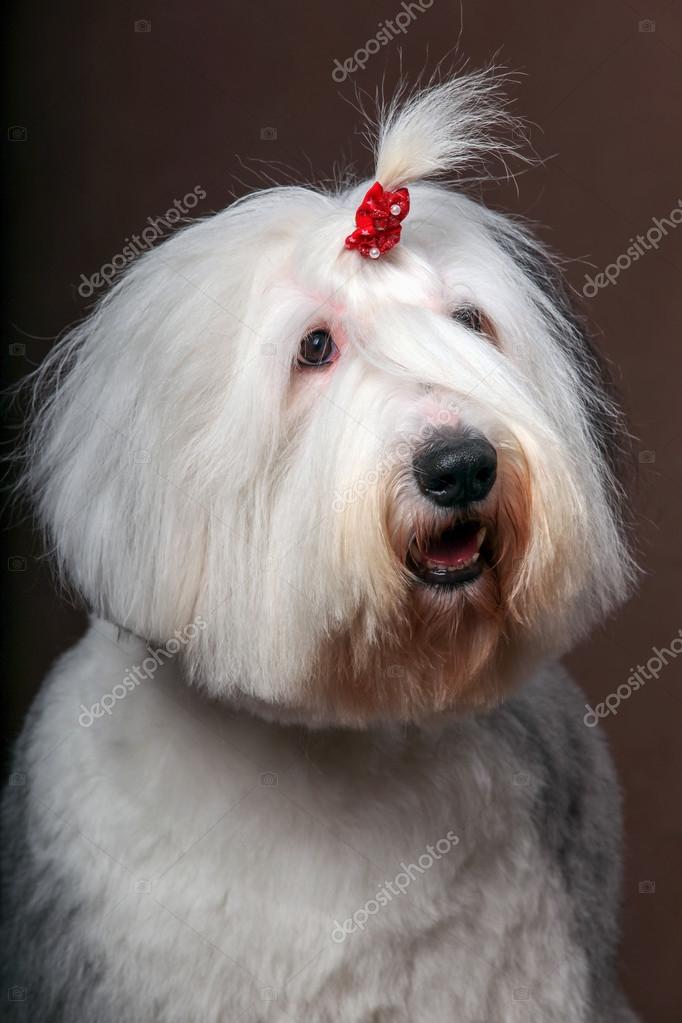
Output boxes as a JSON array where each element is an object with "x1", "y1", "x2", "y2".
[{"x1": 2, "y1": 74, "x2": 639, "y2": 1022}]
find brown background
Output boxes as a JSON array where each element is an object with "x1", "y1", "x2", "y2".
[{"x1": 2, "y1": 1, "x2": 681, "y2": 1020}]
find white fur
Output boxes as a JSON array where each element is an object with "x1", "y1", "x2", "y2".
[
  {"x1": 25, "y1": 623, "x2": 590, "y2": 1022},
  {"x1": 9, "y1": 74, "x2": 638, "y2": 1021},
  {"x1": 23, "y1": 77, "x2": 633, "y2": 721}
]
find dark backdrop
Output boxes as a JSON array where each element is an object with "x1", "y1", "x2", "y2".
[{"x1": 2, "y1": 2, "x2": 681, "y2": 1020}]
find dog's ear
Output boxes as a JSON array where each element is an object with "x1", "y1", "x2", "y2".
[
  {"x1": 519, "y1": 234, "x2": 631, "y2": 488},
  {"x1": 490, "y1": 219, "x2": 635, "y2": 544},
  {"x1": 19, "y1": 244, "x2": 224, "y2": 639}
]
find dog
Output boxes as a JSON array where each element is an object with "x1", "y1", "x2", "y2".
[{"x1": 1, "y1": 74, "x2": 639, "y2": 1022}]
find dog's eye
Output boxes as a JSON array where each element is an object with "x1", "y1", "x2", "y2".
[
  {"x1": 452, "y1": 306, "x2": 491, "y2": 336},
  {"x1": 297, "y1": 330, "x2": 338, "y2": 368}
]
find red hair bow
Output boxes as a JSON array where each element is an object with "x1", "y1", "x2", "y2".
[{"x1": 345, "y1": 181, "x2": 410, "y2": 259}]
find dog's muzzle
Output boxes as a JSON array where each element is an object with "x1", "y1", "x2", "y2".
[{"x1": 407, "y1": 431, "x2": 497, "y2": 588}]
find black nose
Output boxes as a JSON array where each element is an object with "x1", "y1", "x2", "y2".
[{"x1": 413, "y1": 434, "x2": 497, "y2": 507}]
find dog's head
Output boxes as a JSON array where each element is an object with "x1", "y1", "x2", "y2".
[{"x1": 26, "y1": 75, "x2": 635, "y2": 724}]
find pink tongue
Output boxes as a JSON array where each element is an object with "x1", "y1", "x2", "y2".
[{"x1": 425, "y1": 524, "x2": 480, "y2": 566}]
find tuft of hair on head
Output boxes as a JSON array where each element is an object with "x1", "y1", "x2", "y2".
[{"x1": 368, "y1": 69, "x2": 530, "y2": 192}]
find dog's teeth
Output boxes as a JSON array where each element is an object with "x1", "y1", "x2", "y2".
[
  {"x1": 424, "y1": 552, "x2": 480, "y2": 572},
  {"x1": 412, "y1": 528, "x2": 487, "y2": 577}
]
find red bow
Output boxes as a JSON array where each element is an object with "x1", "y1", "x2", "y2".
[{"x1": 345, "y1": 181, "x2": 410, "y2": 259}]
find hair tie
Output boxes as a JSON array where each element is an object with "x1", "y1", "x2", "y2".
[{"x1": 345, "y1": 181, "x2": 410, "y2": 259}]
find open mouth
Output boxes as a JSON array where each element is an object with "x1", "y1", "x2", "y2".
[{"x1": 407, "y1": 519, "x2": 488, "y2": 588}]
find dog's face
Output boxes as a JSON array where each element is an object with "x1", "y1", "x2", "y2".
[{"x1": 27, "y1": 79, "x2": 633, "y2": 724}]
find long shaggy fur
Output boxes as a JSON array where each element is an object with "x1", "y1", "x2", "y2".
[
  {"x1": 19, "y1": 76, "x2": 635, "y2": 723},
  {"x1": 3, "y1": 72, "x2": 639, "y2": 1022}
]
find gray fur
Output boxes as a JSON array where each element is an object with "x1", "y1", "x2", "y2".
[
  {"x1": 1, "y1": 661, "x2": 637, "y2": 1022},
  {"x1": 486, "y1": 668, "x2": 630, "y2": 1019}
]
